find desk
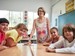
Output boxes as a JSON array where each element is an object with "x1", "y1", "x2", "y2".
[
  {"x1": 30, "y1": 44, "x2": 75, "y2": 56},
  {"x1": 0, "y1": 43, "x2": 32, "y2": 56},
  {"x1": 0, "y1": 43, "x2": 75, "y2": 56}
]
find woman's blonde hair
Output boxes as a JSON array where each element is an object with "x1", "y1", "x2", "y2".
[
  {"x1": 15, "y1": 23, "x2": 28, "y2": 31},
  {"x1": 37, "y1": 7, "x2": 46, "y2": 16},
  {"x1": 62, "y1": 23, "x2": 75, "y2": 39}
]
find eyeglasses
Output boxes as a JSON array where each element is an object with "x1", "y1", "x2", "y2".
[{"x1": 39, "y1": 11, "x2": 44, "y2": 12}]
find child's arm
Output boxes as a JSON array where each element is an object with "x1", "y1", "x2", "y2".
[
  {"x1": 55, "y1": 43, "x2": 75, "y2": 53},
  {"x1": 43, "y1": 37, "x2": 52, "y2": 46},
  {"x1": 1, "y1": 40, "x2": 6, "y2": 46},
  {"x1": 46, "y1": 47, "x2": 56, "y2": 53},
  {"x1": 49, "y1": 38, "x2": 64, "y2": 48},
  {"x1": 6, "y1": 37, "x2": 17, "y2": 47},
  {"x1": 46, "y1": 39, "x2": 64, "y2": 53},
  {"x1": 0, "y1": 45, "x2": 8, "y2": 51},
  {"x1": 45, "y1": 37, "x2": 52, "y2": 42}
]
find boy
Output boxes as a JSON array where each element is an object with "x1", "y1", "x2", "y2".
[{"x1": 0, "y1": 18, "x2": 9, "y2": 51}]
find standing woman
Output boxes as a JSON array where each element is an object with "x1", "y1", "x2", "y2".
[{"x1": 28, "y1": 7, "x2": 50, "y2": 43}]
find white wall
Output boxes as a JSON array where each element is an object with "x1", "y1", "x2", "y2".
[
  {"x1": 51, "y1": 0, "x2": 60, "y2": 6},
  {"x1": 51, "y1": 0, "x2": 68, "y2": 28},
  {"x1": 0, "y1": 0, "x2": 51, "y2": 19}
]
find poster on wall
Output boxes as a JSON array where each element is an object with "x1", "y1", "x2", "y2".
[{"x1": 24, "y1": 11, "x2": 27, "y2": 27}]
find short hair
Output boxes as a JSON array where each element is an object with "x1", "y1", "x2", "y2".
[
  {"x1": 0, "y1": 18, "x2": 9, "y2": 24},
  {"x1": 15, "y1": 23, "x2": 28, "y2": 31},
  {"x1": 37, "y1": 7, "x2": 46, "y2": 16},
  {"x1": 62, "y1": 23, "x2": 75, "y2": 39},
  {"x1": 50, "y1": 27, "x2": 58, "y2": 32}
]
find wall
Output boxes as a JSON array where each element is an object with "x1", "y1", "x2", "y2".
[
  {"x1": 51, "y1": 0, "x2": 60, "y2": 6},
  {"x1": 58, "y1": 10, "x2": 75, "y2": 35},
  {"x1": 0, "y1": 0, "x2": 51, "y2": 19},
  {"x1": 74, "y1": 0, "x2": 75, "y2": 9},
  {"x1": 51, "y1": 0, "x2": 68, "y2": 28}
]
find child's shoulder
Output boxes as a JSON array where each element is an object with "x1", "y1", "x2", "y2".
[
  {"x1": 59, "y1": 36, "x2": 63, "y2": 38},
  {"x1": 58, "y1": 36, "x2": 63, "y2": 40},
  {"x1": 6, "y1": 29, "x2": 16, "y2": 33}
]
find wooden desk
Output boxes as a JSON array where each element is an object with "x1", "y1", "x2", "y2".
[
  {"x1": 30, "y1": 43, "x2": 75, "y2": 56},
  {"x1": 0, "y1": 43, "x2": 75, "y2": 56},
  {"x1": 0, "y1": 43, "x2": 32, "y2": 56}
]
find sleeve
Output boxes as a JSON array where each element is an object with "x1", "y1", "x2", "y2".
[
  {"x1": 56, "y1": 43, "x2": 75, "y2": 53},
  {"x1": 6, "y1": 31, "x2": 17, "y2": 41},
  {"x1": 3, "y1": 33, "x2": 5, "y2": 40},
  {"x1": 49, "y1": 39, "x2": 64, "y2": 48}
]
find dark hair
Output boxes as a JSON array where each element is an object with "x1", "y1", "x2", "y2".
[
  {"x1": 37, "y1": 7, "x2": 46, "y2": 16},
  {"x1": 50, "y1": 27, "x2": 58, "y2": 32},
  {"x1": 62, "y1": 23, "x2": 75, "y2": 39},
  {"x1": 15, "y1": 23, "x2": 28, "y2": 31},
  {"x1": 0, "y1": 18, "x2": 9, "y2": 24}
]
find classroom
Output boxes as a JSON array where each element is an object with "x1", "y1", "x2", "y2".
[{"x1": 0, "y1": 0, "x2": 75, "y2": 56}]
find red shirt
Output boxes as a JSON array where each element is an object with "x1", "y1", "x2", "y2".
[{"x1": 0, "y1": 30, "x2": 5, "y2": 44}]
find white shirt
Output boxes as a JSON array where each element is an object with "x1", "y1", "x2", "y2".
[{"x1": 49, "y1": 38, "x2": 75, "y2": 53}]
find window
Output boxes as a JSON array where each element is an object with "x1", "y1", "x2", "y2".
[
  {"x1": 0, "y1": 10, "x2": 23, "y2": 30},
  {"x1": 0, "y1": 10, "x2": 9, "y2": 20},
  {"x1": 28, "y1": 12, "x2": 38, "y2": 35},
  {"x1": 9, "y1": 11, "x2": 23, "y2": 27}
]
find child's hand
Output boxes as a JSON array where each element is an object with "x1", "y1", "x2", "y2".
[
  {"x1": 46, "y1": 47, "x2": 55, "y2": 53},
  {"x1": 43, "y1": 42, "x2": 50, "y2": 46},
  {"x1": 3, "y1": 46, "x2": 9, "y2": 49},
  {"x1": 1, "y1": 40, "x2": 6, "y2": 46},
  {"x1": 24, "y1": 40, "x2": 32, "y2": 45},
  {"x1": 0, "y1": 45, "x2": 9, "y2": 51}
]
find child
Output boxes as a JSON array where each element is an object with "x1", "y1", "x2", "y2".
[
  {"x1": 46, "y1": 23, "x2": 75, "y2": 53},
  {"x1": 43, "y1": 27, "x2": 63, "y2": 46},
  {"x1": 5, "y1": 23, "x2": 28, "y2": 47},
  {"x1": 0, "y1": 18, "x2": 9, "y2": 51}
]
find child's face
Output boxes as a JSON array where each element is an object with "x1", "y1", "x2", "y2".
[
  {"x1": 16, "y1": 27, "x2": 26, "y2": 37},
  {"x1": 64, "y1": 28, "x2": 73, "y2": 39},
  {"x1": 50, "y1": 29, "x2": 59, "y2": 38},
  {"x1": 0, "y1": 23, "x2": 9, "y2": 33}
]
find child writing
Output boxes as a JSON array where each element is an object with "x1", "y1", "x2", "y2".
[
  {"x1": 5, "y1": 23, "x2": 28, "y2": 47},
  {"x1": 46, "y1": 23, "x2": 75, "y2": 53},
  {"x1": 0, "y1": 18, "x2": 9, "y2": 51},
  {"x1": 43, "y1": 27, "x2": 63, "y2": 46}
]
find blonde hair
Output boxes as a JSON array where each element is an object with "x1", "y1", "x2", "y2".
[
  {"x1": 37, "y1": 7, "x2": 46, "y2": 16},
  {"x1": 15, "y1": 23, "x2": 28, "y2": 31},
  {"x1": 62, "y1": 23, "x2": 75, "y2": 39}
]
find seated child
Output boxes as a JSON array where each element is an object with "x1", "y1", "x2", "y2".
[
  {"x1": 0, "y1": 18, "x2": 9, "y2": 51},
  {"x1": 46, "y1": 23, "x2": 75, "y2": 53},
  {"x1": 43, "y1": 27, "x2": 63, "y2": 46},
  {"x1": 5, "y1": 23, "x2": 28, "y2": 47}
]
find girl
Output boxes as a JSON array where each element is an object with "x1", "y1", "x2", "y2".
[
  {"x1": 0, "y1": 18, "x2": 9, "y2": 51},
  {"x1": 46, "y1": 23, "x2": 75, "y2": 53},
  {"x1": 27, "y1": 7, "x2": 50, "y2": 44},
  {"x1": 5, "y1": 23, "x2": 28, "y2": 47},
  {"x1": 43, "y1": 27, "x2": 63, "y2": 46}
]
